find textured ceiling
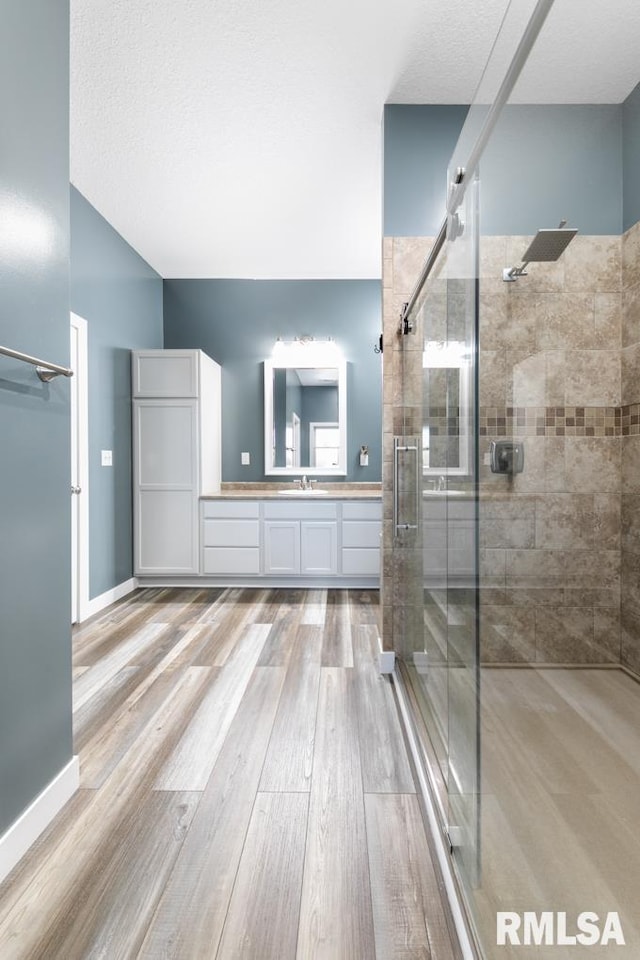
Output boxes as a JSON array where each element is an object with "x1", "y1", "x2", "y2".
[{"x1": 70, "y1": 0, "x2": 640, "y2": 279}]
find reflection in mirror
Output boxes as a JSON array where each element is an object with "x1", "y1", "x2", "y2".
[
  {"x1": 265, "y1": 354, "x2": 347, "y2": 475},
  {"x1": 423, "y1": 342, "x2": 470, "y2": 475}
]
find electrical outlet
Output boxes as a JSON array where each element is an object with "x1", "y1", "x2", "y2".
[
  {"x1": 101, "y1": 450, "x2": 113, "y2": 467},
  {"x1": 241, "y1": 451, "x2": 250, "y2": 465}
]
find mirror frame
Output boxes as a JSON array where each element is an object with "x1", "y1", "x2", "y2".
[
  {"x1": 264, "y1": 357, "x2": 347, "y2": 476},
  {"x1": 422, "y1": 345, "x2": 471, "y2": 477}
]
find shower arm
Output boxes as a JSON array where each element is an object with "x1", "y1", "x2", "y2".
[{"x1": 504, "y1": 260, "x2": 530, "y2": 281}]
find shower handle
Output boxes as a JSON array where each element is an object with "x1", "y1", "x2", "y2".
[{"x1": 393, "y1": 438, "x2": 419, "y2": 535}]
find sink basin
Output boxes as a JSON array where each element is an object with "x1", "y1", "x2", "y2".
[{"x1": 278, "y1": 488, "x2": 329, "y2": 495}]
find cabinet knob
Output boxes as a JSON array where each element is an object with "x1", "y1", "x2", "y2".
[{"x1": 71, "y1": 485, "x2": 82, "y2": 495}]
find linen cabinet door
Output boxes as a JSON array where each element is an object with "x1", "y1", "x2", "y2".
[{"x1": 133, "y1": 399, "x2": 198, "y2": 574}]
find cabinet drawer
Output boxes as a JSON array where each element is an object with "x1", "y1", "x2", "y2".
[
  {"x1": 264, "y1": 501, "x2": 337, "y2": 520},
  {"x1": 202, "y1": 500, "x2": 259, "y2": 519},
  {"x1": 342, "y1": 520, "x2": 381, "y2": 548},
  {"x1": 342, "y1": 548, "x2": 380, "y2": 576},
  {"x1": 203, "y1": 547, "x2": 260, "y2": 575},
  {"x1": 342, "y1": 501, "x2": 382, "y2": 521},
  {"x1": 203, "y1": 519, "x2": 260, "y2": 547}
]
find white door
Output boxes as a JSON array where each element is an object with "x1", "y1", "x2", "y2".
[{"x1": 70, "y1": 314, "x2": 89, "y2": 623}]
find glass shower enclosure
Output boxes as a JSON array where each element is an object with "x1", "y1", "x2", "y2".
[{"x1": 382, "y1": 1, "x2": 640, "y2": 955}]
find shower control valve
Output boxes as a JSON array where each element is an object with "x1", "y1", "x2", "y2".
[{"x1": 490, "y1": 439, "x2": 525, "y2": 475}]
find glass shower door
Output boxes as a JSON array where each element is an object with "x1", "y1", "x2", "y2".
[
  {"x1": 397, "y1": 167, "x2": 480, "y2": 897},
  {"x1": 441, "y1": 171, "x2": 480, "y2": 893}
]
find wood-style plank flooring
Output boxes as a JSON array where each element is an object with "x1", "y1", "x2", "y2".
[
  {"x1": 0, "y1": 587, "x2": 459, "y2": 960},
  {"x1": 475, "y1": 668, "x2": 640, "y2": 959}
]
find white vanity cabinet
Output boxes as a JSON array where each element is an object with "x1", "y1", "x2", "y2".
[
  {"x1": 202, "y1": 501, "x2": 260, "y2": 575},
  {"x1": 197, "y1": 497, "x2": 380, "y2": 585},
  {"x1": 263, "y1": 501, "x2": 338, "y2": 576},
  {"x1": 341, "y1": 501, "x2": 382, "y2": 576},
  {"x1": 133, "y1": 350, "x2": 221, "y2": 575}
]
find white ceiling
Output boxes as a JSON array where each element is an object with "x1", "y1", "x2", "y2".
[{"x1": 70, "y1": 0, "x2": 640, "y2": 280}]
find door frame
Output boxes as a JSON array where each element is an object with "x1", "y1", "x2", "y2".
[{"x1": 70, "y1": 312, "x2": 90, "y2": 623}]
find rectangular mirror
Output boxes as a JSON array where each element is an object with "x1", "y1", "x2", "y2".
[
  {"x1": 423, "y1": 343, "x2": 471, "y2": 476},
  {"x1": 264, "y1": 357, "x2": 347, "y2": 475}
]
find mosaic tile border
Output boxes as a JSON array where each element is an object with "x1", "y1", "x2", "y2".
[
  {"x1": 621, "y1": 403, "x2": 640, "y2": 436},
  {"x1": 478, "y1": 405, "x2": 640, "y2": 438}
]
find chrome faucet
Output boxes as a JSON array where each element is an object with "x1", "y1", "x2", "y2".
[{"x1": 297, "y1": 475, "x2": 314, "y2": 490}]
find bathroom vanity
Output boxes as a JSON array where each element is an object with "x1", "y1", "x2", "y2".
[
  {"x1": 200, "y1": 495, "x2": 381, "y2": 586},
  {"x1": 132, "y1": 349, "x2": 381, "y2": 587}
]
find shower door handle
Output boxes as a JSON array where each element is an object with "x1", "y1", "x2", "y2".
[{"x1": 393, "y1": 437, "x2": 420, "y2": 535}]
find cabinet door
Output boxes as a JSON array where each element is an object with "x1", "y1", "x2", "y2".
[
  {"x1": 136, "y1": 490, "x2": 198, "y2": 573},
  {"x1": 132, "y1": 350, "x2": 199, "y2": 397},
  {"x1": 264, "y1": 521, "x2": 300, "y2": 574},
  {"x1": 301, "y1": 521, "x2": 337, "y2": 576},
  {"x1": 134, "y1": 399, "x2": 198, "y2": 575},
  {"x1": 134, "y1": 400, "x2": 197, "y2": 488}
]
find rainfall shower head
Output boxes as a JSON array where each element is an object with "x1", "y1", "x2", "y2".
[
  {"x1": 520, "y1": 227, "x2": 578, "y2": 262},
  {"x1": 503, "y1": 221, "x2": 578, "y2": 281}
]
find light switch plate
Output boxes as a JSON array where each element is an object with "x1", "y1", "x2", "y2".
[
  {"x1": 241, "y1": 451, "x2": 250, "y2": 465},
  {"x1": 101, "y1": 450, "x2": 113, "y2": 467}
]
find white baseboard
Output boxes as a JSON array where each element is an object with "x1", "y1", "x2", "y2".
[
  {"x1": 377, "y1": 634, "x2": 395, "y2": 674},
  {"x1": 0, "y1": 756, "x2": 79, "y2": 885},
  {"x1": 84, "y1": 577, "x2": 138, "y2": 621}
]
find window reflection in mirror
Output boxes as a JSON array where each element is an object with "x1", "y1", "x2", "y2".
[
  {"x1": 423, "y1": 342, "x2": 470, "y2": 476},
  {"x1": 264, "y1": 356, "x2": 347, "y2": 475}
]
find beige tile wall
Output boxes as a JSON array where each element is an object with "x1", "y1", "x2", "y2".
[
  {"x1": 479, "y1": 233, "x2": 622, "y2": 666},
  {"x1": 381, "y1": 237, "x2": 432, "y2": 656},
  {"x1": 622, "y1": 220, "x2": 640, "y2": 675},
  {"x1": 383, "y1": 228, "x2": 640, "y2": 673}
]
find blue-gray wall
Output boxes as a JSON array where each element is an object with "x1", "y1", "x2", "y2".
[
  {"x1": 70, "y1": 188, "x2": 163, "y2": 599},
  {"x1": 482, "y1": 105, "x2": 622, "y2": 236},
  {"x1": 383, "y1": 105, "x2": 469, "y2": 236},
  {"x1": 384, "y1": 103, "x2": 624, "y2": 237},
  {"x1": 163, "y1": 280, "x2": 382, "y2": 482},
  {"x1": 0, "y1": 0, "x2": 72, "y2": 836},
  {"x1": 623, "y1": 81, "x2": 640, "y2": 232}
]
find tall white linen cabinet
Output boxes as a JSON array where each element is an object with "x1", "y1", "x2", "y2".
[{"x1": 132, "y1": 349, "x2": 221, "y2": 575}]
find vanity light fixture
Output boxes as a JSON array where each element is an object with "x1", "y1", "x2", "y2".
[{"x1": 272, "y1": 336, "x2": 341, "y2": 366}]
